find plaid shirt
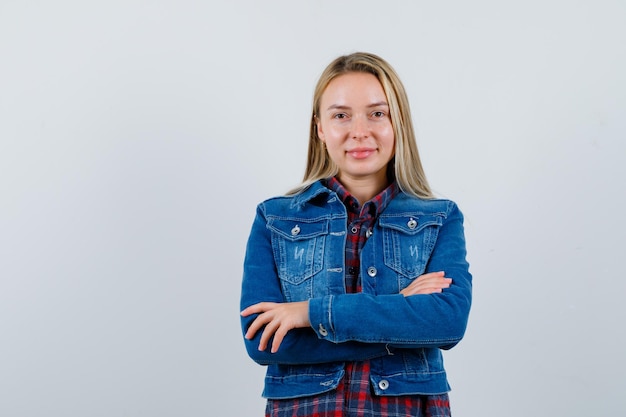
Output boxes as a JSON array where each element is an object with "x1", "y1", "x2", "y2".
[{"x1": 265, "y1": 178, "x2": 451, "y2": 417}]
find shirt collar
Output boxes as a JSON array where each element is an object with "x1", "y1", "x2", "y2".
[{"x1": 325, "y1": 177, "x2": 398, "y2": 218}]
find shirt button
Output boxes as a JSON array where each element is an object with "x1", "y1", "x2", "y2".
[
  {"x1": 291, "y1": 225, "x2": 301, "y2": 236},
  {"x1": 351, "y1": 226, "x2": 358, "y2": 234},
  {"x1": 365, "y1": 228, "x2": 373, "y2": 238},
  {"x1": 378, "y1": 379, "x2": 389, "y2": 390},
  {"x1": 407, "y1": 218, "x2": 418, "y2": 229},
  {"x1": 318, "y1": 324, "x2": 328, "y2": 337},
  {"x1": 367, "y1": 267, "x2": 377, "y2": 277}
]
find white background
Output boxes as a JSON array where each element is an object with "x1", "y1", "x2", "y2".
[{"x1": 1, "y1": 1, "x2": 625, "y2": 416}]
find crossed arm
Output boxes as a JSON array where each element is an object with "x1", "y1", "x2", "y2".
[{"x1": 241, "y1": 271, "x2": 452, "y2": 354}]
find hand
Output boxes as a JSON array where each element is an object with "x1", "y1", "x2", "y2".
[
  {"x1": 400, "y1": 271, "x2": 452, "y2": 296},
  {"x1": 241, "y1": 301, "x2": 310, "y2": 353}
]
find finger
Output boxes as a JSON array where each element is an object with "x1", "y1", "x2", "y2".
[
  {"x1": 245, "y1": 319, "x2": 261, "y2": 340},
  {"x1": 271, "y1": 327, "x2": 288, "y2": 353},
  {"x1": 402, "y1": 277, "x2": 452, "y2": 296},
  {"x1": 410, "y1": 272, "x2": 445, "y2": 288},
  {"x1": 240, "y1": 304, "x2": 261, "y2": 317},
  {"x1": 241, "y1": 302, "x2": 276, "y2": 317},
  {"x1": 245, "y1": 311, "x2": 271, "y2": 340},
  {"x1": 417, "y1": 271, "x2": 445, "y2": 280},
  {"x1": 421, "y1": 280, "x2": 451, "y2": 293},
  {"x1": 420, "y1": 278, "x2": 451, "y2": 287},
  {"x1": 258, "y1": 318, "x2": 280, "y2": 352},
  {"x1": 422, "y1": 279, "x2": 451, "y2": 292}
]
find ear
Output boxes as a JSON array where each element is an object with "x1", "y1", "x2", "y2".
[{"x1": 315, "y1": 116, "x2": 325, "y2": 142}]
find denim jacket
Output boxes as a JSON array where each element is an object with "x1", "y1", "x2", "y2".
[{"x1": 240, "y1": 180, "x2": 472, "y2": 400}]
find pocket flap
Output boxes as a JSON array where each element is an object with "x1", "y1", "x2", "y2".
[
  {"x1": 267, "y1": 218, "x2": 329, "y2": 241},
  {"x1": 379, "y1": 214, "x2": 443, "y2": 234}
]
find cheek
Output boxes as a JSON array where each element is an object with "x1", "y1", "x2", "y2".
[
  {"x1": 321, "y1": 125, "x2": 344, "y2": 142},
  {"x1": 318, "y1": 121, "x2": 343, "y2": 141},
  {"x1": 381, "y1": 125, "x2": 395, "y2": 147}
]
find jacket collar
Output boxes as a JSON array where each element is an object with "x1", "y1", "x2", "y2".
[{"x1": 289, "y1": 180, "x2": 334, "y2": 209}]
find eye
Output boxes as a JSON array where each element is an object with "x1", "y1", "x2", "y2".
[
  {"x1": 332, "y1": 113, "x2": 348, "y2": 120},
  {"x1": 371, "y1": 111, "x2": 386, "y2": 118}
]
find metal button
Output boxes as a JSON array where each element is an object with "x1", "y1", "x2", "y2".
[
  {"x1": 318, "y1": 324, "x2": 328, "y2": 337},
  {"x1": 378, "y1": 379, "x2": 389, "y2": 390},
  {"x1": 365, "y1": 228, "x2": 373, "y2": 238},
  {"x1": 291, "y1": 225, "x2": 301, "y2": 236},
  {"x1": 367, "y1": 267, "x2": 377, "y2": 277},
  {"x1": 351, "y1": 226, "x2": 358, "y2": 234},
  {"x1": 407, "y1": 218, "x2": 417, "y2": 229}
]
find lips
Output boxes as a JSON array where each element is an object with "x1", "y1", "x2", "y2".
[{"x1": 346, "y1": 148, "x2": 376, "y2": 159}]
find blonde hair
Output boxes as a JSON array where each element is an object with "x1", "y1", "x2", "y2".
[{"x1": 289, "y1": 52, "x2": 433, "y2": 199}]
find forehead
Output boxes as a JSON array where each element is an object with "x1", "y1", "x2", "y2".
[{"x1": 321, "y1": 72, "x2": 387, "y2": 106}]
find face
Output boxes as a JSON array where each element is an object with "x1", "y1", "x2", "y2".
[{"x1": 316, "y1": 72, "x2": 395, "y2": 187}]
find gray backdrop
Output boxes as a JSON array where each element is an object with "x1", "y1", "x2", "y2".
[{"x1": 1, "y1": 1, "x2": 624, "y2": 416}]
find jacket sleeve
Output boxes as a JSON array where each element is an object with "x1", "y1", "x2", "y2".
[
  {"x1": 240, "y1": 204, "x2": 390, "y2": 366},
  {"x1": 308, "y1": 201, "x2": 472, "y2": 349}
]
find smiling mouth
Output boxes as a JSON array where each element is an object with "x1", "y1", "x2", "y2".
[{"x1": 347, "y1": 148, "x2": 376, "y2": 159}]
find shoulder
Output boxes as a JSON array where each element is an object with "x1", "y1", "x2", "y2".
[
  {"x1": 387, "y1": 192, "x2": 461, "y2": 218},
  {"x1": 382, "y1": 193, "x2": 465, "y2": 233},
  {"x1": 257, "y1": 180, "x2": 335, "y2": 217}
]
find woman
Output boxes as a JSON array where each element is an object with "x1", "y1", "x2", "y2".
[{"x1": 240, "y1": 52, "x2": 472, "y2": 417}]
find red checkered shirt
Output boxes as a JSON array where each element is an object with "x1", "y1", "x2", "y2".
[{"x1": 265, "y1": 178, "x2": 451, "y2": 417}]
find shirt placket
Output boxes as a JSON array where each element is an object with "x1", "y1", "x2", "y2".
[{"x1": 346, "y1": 204, "x2": 374, "y2": 294}]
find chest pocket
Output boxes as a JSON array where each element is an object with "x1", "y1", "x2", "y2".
[
  {"x1": 379, "y1": 214, "x2": 443, "y2": 278},
  {"x1": 267, "y1": 218, "x2": 328, "y2": 286}
]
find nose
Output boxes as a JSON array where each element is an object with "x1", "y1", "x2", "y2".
[{"x1": 351, "y1": 115, "x2": 369, "y2": 139}]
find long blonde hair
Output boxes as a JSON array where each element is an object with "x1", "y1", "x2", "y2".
[{"x1": 289, "y1": 52, "x2": 433, "y2": 199}]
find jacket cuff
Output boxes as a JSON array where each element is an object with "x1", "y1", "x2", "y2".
[{"x1": 308, "y1": 295, "x2": 334, "y2": 342}]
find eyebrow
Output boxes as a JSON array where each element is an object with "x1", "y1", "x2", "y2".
[{"x1": 325, "y1": 101, "x2": 389, "y2": 111}]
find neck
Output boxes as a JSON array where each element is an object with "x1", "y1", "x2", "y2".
[{"x1": 337, "y1": 173, "x2": 389, "y2": 205}]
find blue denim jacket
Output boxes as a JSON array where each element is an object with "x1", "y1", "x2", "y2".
[{"x1": 240, "y1": 180, "x2": 472, "y2": 399}]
